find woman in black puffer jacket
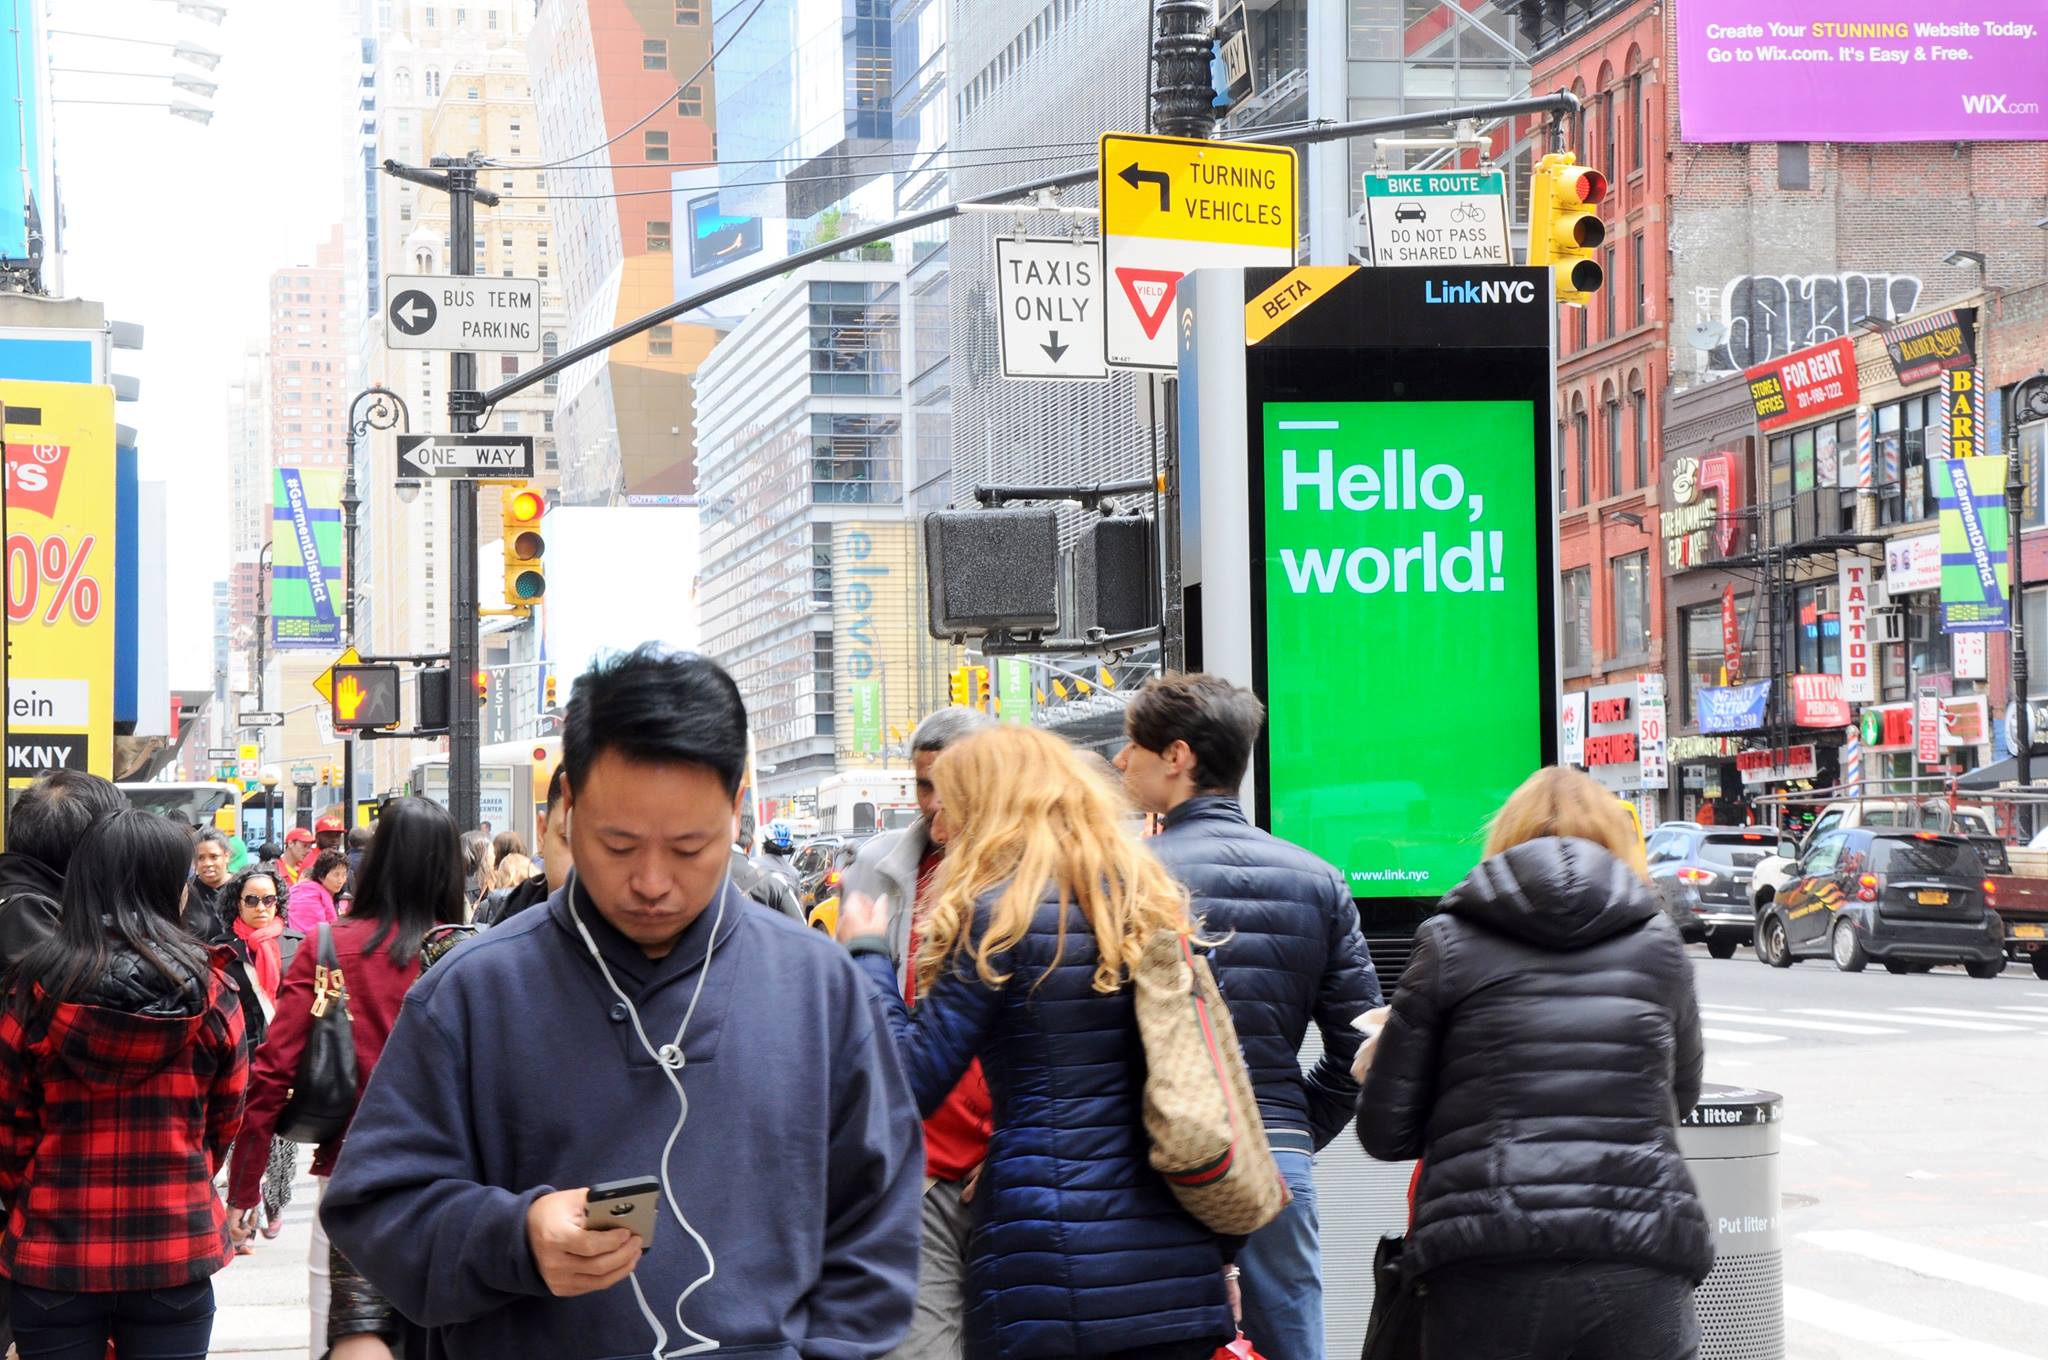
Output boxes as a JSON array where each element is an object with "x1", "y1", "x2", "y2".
[{"x1": 1357, "y1": 765, "x2": 1713, "y2": 1360}]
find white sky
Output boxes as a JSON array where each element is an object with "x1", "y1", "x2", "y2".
[{"x1": 50, "y1": 0, "x2": 355, "y2": 688}]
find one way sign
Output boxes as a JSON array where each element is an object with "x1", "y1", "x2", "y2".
[
  {"x1": 397, "y1": 434, "x2": 536, "y2": 480},
  {"x1": 994, "y1": 237, "x2": 1107, "y2": 382}
]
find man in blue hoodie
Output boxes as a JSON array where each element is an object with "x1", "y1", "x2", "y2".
[{"x1": 323, "y1": 646, "x2": 924, "y2": 1359}]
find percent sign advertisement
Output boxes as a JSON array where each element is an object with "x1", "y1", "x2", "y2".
[{"x1": 2, "y1": 380, "x2": 116, "y2": 782}]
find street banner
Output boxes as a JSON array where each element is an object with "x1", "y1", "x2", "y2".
[
  {"x1": 1839, "y1": 556, "x2": 1878, "y2": 703},
  {"x1": 1697, "y1": 680, "x2": 1771, "y2": 735},
  {"x1": 849, "y1": 679, "x2": 882, "y2": 756},
  {"x1": 996, "y1": 658, "x2": 1032, "y2": 726},
  {"x1": 1933, "y1": 455, "x2": 2008, "y2": 633},
  {"x1": 1676, "y1": 2, "x2": 2048, "y2": 143},
  {"x1": 1636, "y1": 674, "x2": 1668, "y2": 786},
  {"x1": 1791, "y1": 673, "x2": 1851, "y2": 728},
  {"x1": 1940, "y1": 367, "x2": 1984, "y2": 459},
  {"x1": 270, "y1": 467, "x2": 343, "y2": 649},
  {"x1": 1180, "y1": 264, "x2": 1557, "y2": 901},
  {"x1": 2, "y1": 380, "x2": 116, "y2": 783},
  {"x1": 1560, "y1": 690, "x2": 1587, "y2": 767}
]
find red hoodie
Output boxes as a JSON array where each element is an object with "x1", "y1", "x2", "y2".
[{"x1": 0, "y1": 946, "x2": 248, "y2": 1292}]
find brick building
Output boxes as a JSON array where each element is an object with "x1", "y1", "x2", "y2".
[{"x1": 1522, "y1": 0, "x2": 1672, "y2": 821}]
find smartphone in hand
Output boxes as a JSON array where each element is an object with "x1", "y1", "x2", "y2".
[{"x1": 585, "y1": 1177, "x2": 661, "y2": 1246}]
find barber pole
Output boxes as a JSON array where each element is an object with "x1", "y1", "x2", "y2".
[
  {"x1": 1842, "y1": 728, "x2": 1862, "y2": 797},
  {"x1": 1856, "y1": 405, "x2": 1875, "y2": 488}
]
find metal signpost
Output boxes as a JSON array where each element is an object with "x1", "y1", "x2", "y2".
[
  {"x1": 1098, "y1": 131, "x2": 1296, "y2": 371},
  {"x1": 1362, "y1": 169, "x2": 1511, "y2": 267},
  {"x1": 396, "y1": 434, "x2": 537, "y2": 480},
  {"x1": 994, "y1": 237, "x2": 1108, "y2": 382}
]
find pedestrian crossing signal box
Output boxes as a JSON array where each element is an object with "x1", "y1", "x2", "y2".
[
  {"x1": 329, "y1": 664, "x2": 401, "y2": 732},
  {"x1": 1176, "y1": 264, "x2": 1560, "y2": 917}
]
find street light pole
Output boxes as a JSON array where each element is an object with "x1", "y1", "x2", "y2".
[
  {"x1": 341, "y1": 386, "x2": 409, "y2": 811},
  {"x1": 2007, "y1": 373, "x2": 2048, "y2": 821}
]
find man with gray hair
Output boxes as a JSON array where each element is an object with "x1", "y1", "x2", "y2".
[{"x1": 850, "y1": 704, "x2": 991, "y2": 1360}]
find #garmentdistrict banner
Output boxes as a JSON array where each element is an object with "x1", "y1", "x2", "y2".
[
  {"x1": 3, "y1": 380, "x2": 116, "y2": 782},
  {"x1": 1677, "y1": 3, "x2": 2048, "y2": 143},
  {"x1": 849, "y1": 679, "x2": 882, "y2": 756},
  {"x1": 270, "y1": 467, "x2": 343, "y2": 649},
  {"x1": 1933, "y1": 456, "x2": 2008, "y2": 633},
  {"x1": 996, "y1": 657, "x2": 1032, "y2": 726}
]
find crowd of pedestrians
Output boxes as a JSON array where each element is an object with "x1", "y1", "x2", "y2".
[{"x1": 0, "y1": 646, "x2": 1712, "y2": 1360}]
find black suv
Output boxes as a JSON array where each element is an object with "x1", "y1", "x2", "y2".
[
  {"x1": 1647, "y1": 824, "x2": 1794, "y2": 958},
  {"x1": 1756, "y1": 829, "x2": 2006, "y2": 977}
]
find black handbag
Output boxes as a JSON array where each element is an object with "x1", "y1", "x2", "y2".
[
  {"x1": 1361, "y1": 1233, "x2": 1426, "y2": 1360},
  {"x1": 275, "y1": 924, "x2": 360, "y2": 1145}
]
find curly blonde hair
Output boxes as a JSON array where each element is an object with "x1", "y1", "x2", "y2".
[{"x1": 914, "y1": 726, "x2": 1192, "y2": 998}]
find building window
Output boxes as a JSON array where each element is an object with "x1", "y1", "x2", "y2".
[
  {"x1": 678, "y1": 84, "x2": 703, "y2": 117},
  {"x1": 1629, "y1": 75, "x2": 1645, "y2": 171},
  {"x1": 1631, "y1": 384, "x2": 1649, "y2": 490},
  {"x1": 542, "y1": 332, "x2": 559, "y2": 395},
  {"x1": 500, "y1": 355, "x2": 519, "y2": 378},
  {"x1": 648, "y1": 325, "x2": 674, "y2": 357},
  {"x1": 1572, "y1": 407, "x2": 1589, "y2": 508},
  {"x1": 1778, "y1": 143, "x2": 1811, "y2": 190},
  {"x1": 423, "y1": 5, "x2": 436, "y2": 24},
  {"x1": 1605, "y1": 396, "x2": 1622, "y2": 494},
  {"x1": 643, "y1": 39, "x2": 668, "y2": 70},
  {"x1": 644, "y1": 130, "x2": 669, "y2": 162},
  {"x1": 675, "y1": 0, "x2": 700, "y2": 22},
  {"x1": 1790, "y1": 581, "x2": 1843, "y2": 676},
  {"x1": 425, "y1": 69, "x2": 440, "y2": 97},
  {"x1": 809, "y1": 280, "x2": 902, "y2": 397},
  {"x1": 1562, "y1": 568, "x2": 1593, "y2": 671},
  {"x1": 1612, "y1": 552, "x2": 1649, "y2": 658},
  {"x1": 1681, "y1": 597, "x2": 1757, "y2": 725},
  {"x1": 647, "y1": 219, "x2": 672, "y2": 252},
  {"x1": 1632, "y1": 234, "x2": 1647, "y2": 326},
  {"x1": 812, "y1": 413, "x2": 903, "y2": 503},
  {"x1": 1601, "y1": 245, "x2": 1616, "y2": 335}
]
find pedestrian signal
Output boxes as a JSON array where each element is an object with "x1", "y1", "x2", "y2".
[
  {"x1": 330, "y1": 664, "x2": 401, "y2": 732},
  {"x1": 1526, "y1": 152, "x2": 1607, "y2": 306},
  {"x1": 501, "y1": 486, "x2": 546, "y2": 612}
]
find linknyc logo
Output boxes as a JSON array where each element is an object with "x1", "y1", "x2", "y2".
[{"x1": 1423, "y1": 277, "x2": 1539, "y2": 305}]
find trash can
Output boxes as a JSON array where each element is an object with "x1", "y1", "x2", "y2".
[{"x1": 1679, "y1": 1084, "x2": 1785, "y2": 1360}]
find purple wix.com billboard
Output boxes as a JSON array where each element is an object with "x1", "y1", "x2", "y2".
[{"x1": 1677, "y1": 3, "x2": 2048, "y2": 142}]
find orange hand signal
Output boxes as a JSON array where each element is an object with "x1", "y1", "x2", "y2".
[{"x1": 336, "y1": 674, "x2": 366, "y2": 723}]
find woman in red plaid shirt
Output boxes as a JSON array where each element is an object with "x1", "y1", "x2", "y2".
[{"x1": 0, "y1": 809, "x2": 249, "y2": 1360}]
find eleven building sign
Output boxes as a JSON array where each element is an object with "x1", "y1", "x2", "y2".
[{"x1": 1838, "y1": 555, "x2": 1878, "y2": 704}]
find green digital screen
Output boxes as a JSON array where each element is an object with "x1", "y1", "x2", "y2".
[{"x1": 1258, "y1": 399, "x2": 1547, "y2": 897}]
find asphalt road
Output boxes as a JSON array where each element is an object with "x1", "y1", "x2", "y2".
[{"x1": 1693, "y1": 946, "x2": 2048, "y2": 1360}]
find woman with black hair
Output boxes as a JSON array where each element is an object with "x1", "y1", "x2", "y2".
[
  {"x1": 0, "y1": 810, "x2": 248, "y2": 1360},
  {"x1": 220, "y1": 866, "x2": 305, "y2": 1249},
  {"x1": 287, "y1": 849, "x2": 351, "y2": 935},
  {"x1": 227, "y1": 795, "x2": 466, "y2": 1360}
]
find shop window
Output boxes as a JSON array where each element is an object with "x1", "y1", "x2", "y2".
[
  {"x1": 1612, "y1": 552, "x2": 1649, "y2": 658},
  {"x1": 1681, "y1": 597, "x2": 1759, "y2": 726},
  {"x1": 1778, "y1": 143, "x2": 1811, "y2": 190},
  {"x1": 1789, "y1": 581, "x2": 1842, "y2": 676},
  {"x1": 1563, "y1": 568, "x2": 1593, "y2": 671}
]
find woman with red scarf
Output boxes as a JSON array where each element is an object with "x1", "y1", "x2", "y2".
[{"x1": 221, "y1": 867, "x2": 303, "y2": 1248}]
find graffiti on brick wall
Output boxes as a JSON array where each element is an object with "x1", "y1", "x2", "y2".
[{"x1": 1698, "y1": 272, "x2": 1922, "y2": 372}]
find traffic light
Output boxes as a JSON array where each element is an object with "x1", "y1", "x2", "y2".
[
  {"x1": 949, "y1": 666, "x2": 971, "y2": 708},
  {"x1": 501, "y1": 485, "x2": 547, "y2": 612},
  {"x1": 418, "y1": 667, "x2": 452, "y2": 733},
  {"x1": 968, "y1": 665, "x2": 991, "y2": 712},
  {"x1": 475, "y1": 669, "x2": 490, "y2": 706},
  {"x1": 1526, "y1": 151, "x2": 1608, "y2": 306},
  {"x1": 544, "y1": 674, "x2": 559, "y2": 710}
]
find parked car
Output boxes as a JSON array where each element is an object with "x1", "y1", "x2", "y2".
[
  {"x1": 1646, "y1": 824, "x2": 1794, "y2": 958},
  {"x1": 1750, "y1": 799, "x2": 1997, "y2": 911},
  {"x1": 1755, "y1": 829, "x2": 2005, "y2": 977},
  {"x1": 791, "y1": 835, "x2": 868, "y2": 915}
]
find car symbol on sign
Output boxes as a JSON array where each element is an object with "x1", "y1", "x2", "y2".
[{"x1": 1393, "y1": 202, "x2": 1427, "y2": 224}]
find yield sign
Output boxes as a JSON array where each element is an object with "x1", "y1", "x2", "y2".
[{"x1": 1117, "y1": 268, "x2": 1182, "y2": 341}]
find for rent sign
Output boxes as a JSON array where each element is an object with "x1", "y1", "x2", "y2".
[{"x1": 1747, "y1": 337, "x2": 1859, "y2": 432}]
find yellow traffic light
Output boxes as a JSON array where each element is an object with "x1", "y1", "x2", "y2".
[
  {"x1": 475, "y1": 669, "x2": 490, "y2": 706},
  {"x1": 949, "y1": 667, "x2": 971, "y2": 708},
  {"x1": 968, "y1": 666, "x2": 991, "y2": 712},
  {"x1": 544, "y1": 674, "x2": 559, "y2": 710},
  {"x1": 1526, "y1": 151, "x2": 1608, "y2": 306},
  {"x1": 501, "y1": 485, "x2": 546, "y2": 612}
]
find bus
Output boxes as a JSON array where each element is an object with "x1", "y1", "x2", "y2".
[{"x1": 118, "y1": 781, "x2": 249, "y2": 841}]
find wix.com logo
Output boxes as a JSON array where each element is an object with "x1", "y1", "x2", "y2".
[
  {"x1": 1962, "y1": 93, "x2": 2041, "y2": 115},
  {"x1": 1423, "y1": 279, "x2": 1538, "y2": 305}
]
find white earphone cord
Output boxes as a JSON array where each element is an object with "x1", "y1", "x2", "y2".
[{"x1": 567, "y1": 864, "x2": 731, "y2": 1359}]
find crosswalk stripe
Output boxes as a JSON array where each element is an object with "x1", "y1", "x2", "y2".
[
  {"x1": 1701, "y1": 1026, "x2": 1785, "y2": 1045},
  {"x1": 1790, "y1": 1008, "x2": 2024, "y2": 1032},
  {"x1": 1904, "y1": 1007, "x2": 2048, "y2": 1023},
  {"x1": 1801, "y1": 1230, "x2": 2048, "y2": 1309},
  {"x1": 1785, "y1": 1285, "x2": 2041, "y2": 1359},
  {"x1": 1701, "y1": 1010, "x2": 1903, "y2": 1035},
  {"x1": 1991, "y1": 1006, "x2": 2048, "y2": 1018}
]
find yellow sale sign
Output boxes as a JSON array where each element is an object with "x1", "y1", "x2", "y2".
[{"x1": 4, "y1": 380, "x2": 116, "y2": 783}]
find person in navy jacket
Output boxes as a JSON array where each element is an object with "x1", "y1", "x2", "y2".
[
  {"x1": 1117, "y1": 672, "x2": 1382, "y2": 1359},
  {"x1": 322, "y1": 647, "x2": 924, "y2": 1360},
  {"x1": 839, "y1": 724, "x2": 1237, "y2": 1360}
]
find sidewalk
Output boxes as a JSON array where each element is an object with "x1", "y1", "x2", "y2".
[{"x1": 210, "y1": 1170, "x2": 317, "y2": 1359}]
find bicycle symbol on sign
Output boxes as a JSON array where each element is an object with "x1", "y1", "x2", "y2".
[{"x1": 1449, "y1": 201, "x2": 1486, "y2": 225}]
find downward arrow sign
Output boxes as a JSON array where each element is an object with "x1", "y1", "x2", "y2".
[{"x1": 1041, "y1": 331, "x2": 1069, "y2": 363}]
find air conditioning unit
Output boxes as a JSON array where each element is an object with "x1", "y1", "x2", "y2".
[
  {"x1": 1872, "y1": 608, "x2": 1908, "y2": 644},
  {"x1": 1810, "y1": 584, "x2": 1838, "y2": 616}
]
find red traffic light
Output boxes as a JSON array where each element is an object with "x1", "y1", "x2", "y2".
[{"x1": 1568, "y1": 167, "x2": 1608, "y2": 206}]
